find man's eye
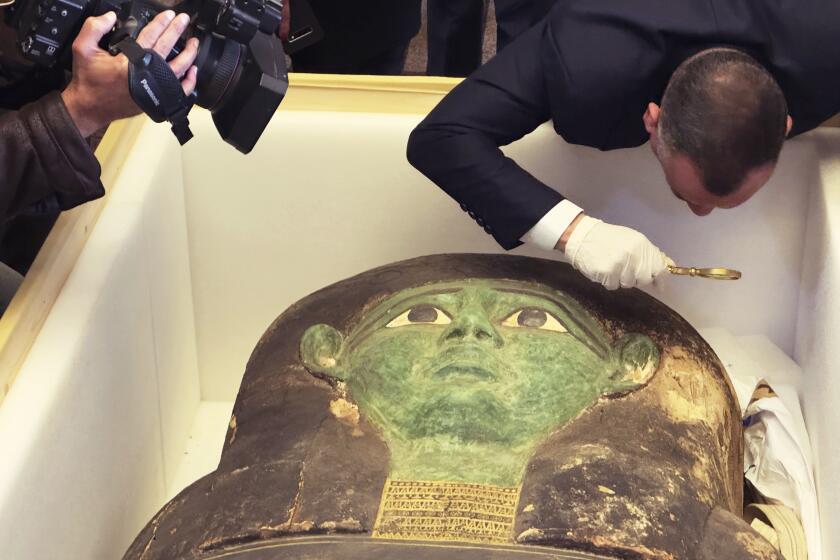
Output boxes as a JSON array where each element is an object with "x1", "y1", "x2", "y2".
[
  {"x1": 386, "y1": 305, "x2": 452, "y2": 328},
  {"x1": 500, "y1": 308, "x2": 568, "y2": 333}
]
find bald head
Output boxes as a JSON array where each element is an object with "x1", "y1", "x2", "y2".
[{"x1": 657, "y1": 48, "x2": 788, "y2": 197}]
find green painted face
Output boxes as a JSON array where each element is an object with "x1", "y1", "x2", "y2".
[{"x1": 301, "y1": 279, "x2": 659, "y2": 485}]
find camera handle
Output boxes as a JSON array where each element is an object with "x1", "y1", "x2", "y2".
[{"x1": 111, "y1": 36, "x2": 195, "y2": 145}]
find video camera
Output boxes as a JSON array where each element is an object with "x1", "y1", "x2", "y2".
[{"x1": 4, "y1": 0, "x2": 288, "y2": 153}]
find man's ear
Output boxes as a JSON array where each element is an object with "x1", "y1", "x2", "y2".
[
  {"x1": 300, "y1": 324, "x2": 346, "y2": 381},
  {"x1": 786, "y1": 115, "x2": 793, "y2": 136},
  {"x1": 643, "y1": 102, "x2": 661, "y2": 135},
  {"x1": 605, "y1": 334, "x2": 660, "y2": 394}
]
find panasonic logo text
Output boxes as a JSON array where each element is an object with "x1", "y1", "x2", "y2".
[{"x1": 140, "y1": 78, "x2": 161, "y2": 107}]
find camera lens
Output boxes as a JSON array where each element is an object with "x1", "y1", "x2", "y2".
[{"x1": 193, "y1": 34, "x2": 244, "y2": 110}]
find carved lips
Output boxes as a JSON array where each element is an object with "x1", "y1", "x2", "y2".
[{"x1": 430, "y1": 344, "x2": 504, "y2": 382}]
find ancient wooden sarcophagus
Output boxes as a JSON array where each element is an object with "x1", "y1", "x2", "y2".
[{"x1": 124, "y1": 254, "x2": 781, "y2": 560}]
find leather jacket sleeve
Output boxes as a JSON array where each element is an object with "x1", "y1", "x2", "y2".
[{"x1": 0, "y1": 90, "x2": 105, "y2": 221}]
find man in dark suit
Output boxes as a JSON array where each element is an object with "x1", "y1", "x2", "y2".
[
  {"x1": 426, "y1": 0, "x2": 557, "y2": 77},
  {"x1": 289, "y1": 0, "x2": 422, "y2": 75},
  {"x1": 408, "y1": 0, "x2": 840, "y2": 290}
]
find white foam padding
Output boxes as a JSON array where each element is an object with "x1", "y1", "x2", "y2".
[
  {"x1": 795, "y1": 128, "x2": 840, "y2": 558},
  {"x1": 168, "y1": 400, "x2": 234, "y2": 500},
  {"x1": 0, "y1": 123, "x2": 201, "y2": 560}
]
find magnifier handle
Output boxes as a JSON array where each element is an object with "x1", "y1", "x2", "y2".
[{"x1": 668, "y1": 265, "x2": 742, "y2": 280}]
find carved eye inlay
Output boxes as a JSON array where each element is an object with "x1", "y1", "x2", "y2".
[
  {"x1": 387, "y1": 305, "x2": 452, "y2": 328},
  {"x1": 501, "y1": 308, "x2": 568, "y2": 333}
]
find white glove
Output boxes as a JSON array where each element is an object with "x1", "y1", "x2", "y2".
[{"x1": 564, "y1": 216, "x2": 673, "y2": 290}]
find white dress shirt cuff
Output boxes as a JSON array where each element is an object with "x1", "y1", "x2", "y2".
[{"x1": 520, "y1": 199, "x2": 584, "y2": 251}]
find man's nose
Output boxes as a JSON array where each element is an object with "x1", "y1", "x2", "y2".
[
  {"x1": 688, "y1": 201, "x2": 714, "y2": 216},
  {"x1": 440, "y1": 311, "x2": 503, "y2": 347}
]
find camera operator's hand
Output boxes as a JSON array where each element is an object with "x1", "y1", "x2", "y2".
[{"x1": 61, "y1": 11, "x2": 199, "y2": 138}]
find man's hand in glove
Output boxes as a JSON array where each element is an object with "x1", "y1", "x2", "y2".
[{"x1": 558, "y1": 213, "x2": 673, "y2": 290}]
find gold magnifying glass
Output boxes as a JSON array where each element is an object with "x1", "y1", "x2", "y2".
[{"x1": 668, "y1": 265, "x2": 742, "y2": 280}]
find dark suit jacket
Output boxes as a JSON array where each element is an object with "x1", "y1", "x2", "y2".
[{"x1": 407, "y1": 0, "x2": 840, "y2": 249}]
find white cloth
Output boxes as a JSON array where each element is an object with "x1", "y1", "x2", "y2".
[{"x1": 744, "y1": 392, "x2": 822, "y2": 560}]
